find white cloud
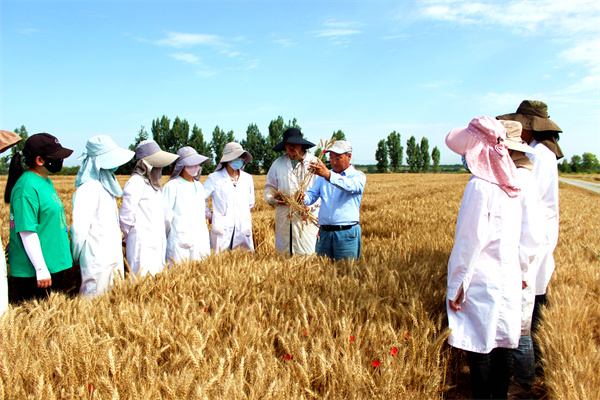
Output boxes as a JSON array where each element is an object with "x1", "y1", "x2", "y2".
[
  {"x1": 419, "y1": 0, "x2": 598, "y2": 36},
  {"x1": 274, "y1": 38, "x2": 295, "y2": 47},
  {"x1": 157, "y1": 32, "x2": 223, "y2": 48},
  {"x1": 17, "y1": 28, "x2": 39, "y2": 35},
  {"x1": 316, "y1": 29, "x2": 362, "y2": 38},
  {"x1": 170, "y1": 52, "x2": 200, "y2": 64},
  {"x1": 559, "y1": 39, "x2": 600, "y2": 73}
]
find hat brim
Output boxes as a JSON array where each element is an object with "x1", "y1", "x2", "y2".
[
  {"x1": 445, "y1": 127, "x2": 479, "y2": 156},
  {"x1": 48, "y1": 147, "x2": 74, "y2": 159},
  {"x1": 219, "y1": 149, "x2": 252, "y2": 164},
  {"x1": 496, "y1": 113, "x2": 562, "y2": 133},
  {"x1": 180, "y1": 153, "x2": 210, "y2": 167},
  {"x1": 0, "y1": 130, "x2": 22, "y2": 154},
  {"x1": 143, "y1": 151, "x2": 180, "y2": 168},
  {"x1": 504, "y1": 138, "x2": 538, "y2": 155},
  {"x1": 273, "y1": 137, "x2": 316, "y2": 152},
  {"x1": 97, "y1": 147, "x2": 135, "y2": 169}
]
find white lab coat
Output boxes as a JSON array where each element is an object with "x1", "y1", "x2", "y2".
[
  {"x1": 264, "y1": 153, "x2": 320, "y2": 255},
  {"x1": 515, "y1": 167, "x2": 544, "y2": 334},
  {"x1": 447, "y1": 177, "x2": 522, "y2": 353},
  {"x1": 119, "y1": 174, "x2": 166, "y2": 276},
  {"x1": 204, "y1": 168, "x2": 255, "y2": 252},
  {"x1": 527, "y1": 141, "x2": 559, "y2": 295},
  {"x1": 163, "y1": 176, "x2": 210, "y2": 265},
  {"x1": 0, "y1": 237, "x2": 7, "y2": 314},
  {"x1": 71, "y1": 180, "x2": 124, "y2": 297}
]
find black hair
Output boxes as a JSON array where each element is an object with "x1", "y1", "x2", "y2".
[
  {"x1": 4, "y1": 147, "x2": 37, "y2": 204},
  {"x1": 532, "y1": 130, "x2": 560, "y2": 142}
]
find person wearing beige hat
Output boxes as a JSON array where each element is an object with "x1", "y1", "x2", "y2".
[
  {"x1": 204, "y1": 142, "x2": 255, "y2": 252},
  {"x1": 5, "y1": 133, "x2": 74, "y2": 303},
  {"x1": 0, "y1": 130, "x2": 23, "y2": 312},
  {"x1": 497, "y1": 101, "x2": 562, "y2": 371},
  {"x1": 119, "y1": 140, "x2": 178, "y2": 277},
  {"x1": 163, "y1": 146, "x2": 211, "y2": 265},
  {"x1": 501, "y1": 120, "x2": 544, "y2": 396}
]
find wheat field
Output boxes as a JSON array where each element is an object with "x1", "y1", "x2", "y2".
[{"x1": 0, "y1": 173, "x2": 598, "y2": 399}]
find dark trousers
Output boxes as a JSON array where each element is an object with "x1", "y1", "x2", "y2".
[
  {"x1": 10, "y1": 270, "x2": 66, "y2": 304},
  {"x1": 466, "y1": 348, "x2": 510, "y2": 399}
]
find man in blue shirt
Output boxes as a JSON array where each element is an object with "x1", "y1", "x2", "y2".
[{"x1": 304, "y1": 140, "x2": 366, "y2": 261}]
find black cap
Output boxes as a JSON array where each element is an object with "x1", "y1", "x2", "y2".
[{"x1": 24, "y1": 133, "x2": 73, "y2": 159}]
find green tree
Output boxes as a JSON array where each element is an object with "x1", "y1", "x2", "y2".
[
  {"x1": 168, "y1": 117, "x2": 190, "y2": 153},
  {"x1": 210, "y1": 125, "x2": 229, "y2": 167},
  {"x1": 151, "y1": 115, "x2": 171, "y2": 151},
  {"x1": 581, "y1": 152, "x2": 600, "y2": 173},
  {"x1": 226, "y1": 130, "x2": 236, "y2": 144},
  {"x1": 240, "y1": 123, "x2": 266, "y2": 175},
  {"x1": 375, "y1": 139, "x2": 389, "y2": 173},
  {"x1": 570, "y1": 154, "x2": 582, "y2": 173},
  {"x1": 420, "y1": 137, "x2": 430, "y2": 172},
  {"x1": 386, "y1": 131, "x2": 403, "y2": 172},
  {"x1": 189, "y1": 124, "x2": 214, "y2": 174},
  {"x1": 0, "y1": 125, "x2": 28, "y2": 174},
  {"x1": 263, "y1": 116, "x2": 301, "y2": 172},
  {"x1": 405, "y1": 136, "x2": 420, "y2": 173},
  {"x1": 558, "y1": 158, "x2": 570, "y2": 173},
  {"x1": 118, "y1": 125, "x2": 148, "y2": 175},
  {"x1": 431, "y1": 146, "x2": 441, "y2": 173},
  {"x1": 332, "y1": 130, "x2": 346, "y2": 141}
]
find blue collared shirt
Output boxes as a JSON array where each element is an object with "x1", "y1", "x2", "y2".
[{"x1": 304, "y1": 165, "x2": 366, "y2": 226}]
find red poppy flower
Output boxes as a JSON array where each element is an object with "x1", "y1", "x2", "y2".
[
  {"x1": 372, "y1": 360, "x2": 380, "y2": 368},
  {"x1": 404, "y1": 332, "x2": 409, "y2": 339},
  {"x1": 203, "y1": 308, "x2": 207, "y2": 312},
  {"x1": 349, "y1": 336, "x2": 355, "y2": 342},
  {"x1": 88, "y1": 384, "x2": 95, "y2": 392},
  {"x1": 285, "y1": 354, "x2": 292, "y2": 360},
  {"x1": 303, "y1": 331, "x2": 307, "y2": 336},
  {"x1": 390, "y1": 348, "x2": 398, "y2": 355}
]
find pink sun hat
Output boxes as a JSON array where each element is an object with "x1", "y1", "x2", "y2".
[{"x1": 446, "y1": 116, "x2": 520, "y2": 197}]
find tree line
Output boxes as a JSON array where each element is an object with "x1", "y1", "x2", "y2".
[
  {"x1": 558, "y1": 153, "x2": 600, "y2": 174},
  {"x1": 375, "y1": 132, "x2": 441, "y2": 173},
  {"x1": 3, "y1": 122, "x2": 598, "y2": 176}
]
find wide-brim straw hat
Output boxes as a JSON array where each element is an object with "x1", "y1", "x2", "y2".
[
  {"x1": 82, "y1": 135, "x2": 135, "y2": 169},
  {"x1": 0, "y1": 130, "x2": 22, "y2": 154},
  {"x1": 499, "y1": 121, "x2": 538, "y2": 155},
  {"x1": 176, "y1": 146, "x2": 210, "y2": 167},
  {"x1": 496, "y1": 100, "x2": 562, "y2": 133},
  {"x1": 218, "y1": 142, "x2": 252, "y2": 168},
  {"x1": 135, "y1": 139, "x2": 179, "y2": 168},
  {"x1": 273, "y1": 128, "x2": 316, "y2": 152}
]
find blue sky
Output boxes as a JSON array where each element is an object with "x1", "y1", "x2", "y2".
[{"x1": 1, "y1": 0, "x2": 598, "y2": 166}]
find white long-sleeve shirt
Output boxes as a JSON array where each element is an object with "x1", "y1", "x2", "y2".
[
  {"x1": 71, "y1": 180, "x2": 124, "y2": 297},
  {"x1": 447, "y1": 176, "x2": 522, "y2": 353},
  {"x1": 527, "y1": 140, "x2": 559, "y2": 295},
  {"x1": 163, "y1": 176, "x2": 210, "y2": 264},
  {"x1": 264, "y1": 153, "x2": 320, "y2": 255}
]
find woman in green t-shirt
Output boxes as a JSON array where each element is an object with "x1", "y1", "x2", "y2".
[{"x1": 4, "y1": 133, "x2": 73, "y2": 303}]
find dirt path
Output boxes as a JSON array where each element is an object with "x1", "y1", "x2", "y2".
[{"x1": 559, "y1": 178, "x2": 600, "y2": 194}]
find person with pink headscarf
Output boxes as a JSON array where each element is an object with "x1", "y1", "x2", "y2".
[{"x1": 445, "y1": 116, "x2": 524, "y2": 399}]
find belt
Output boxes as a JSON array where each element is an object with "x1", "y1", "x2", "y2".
[{"x1": 319, "y1": 223, "x2": 357, "y2": 232}]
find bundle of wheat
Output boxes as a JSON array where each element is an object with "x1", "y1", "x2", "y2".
[{"x1": 273, "y1": 139, "x2": 336, "y2": 228}]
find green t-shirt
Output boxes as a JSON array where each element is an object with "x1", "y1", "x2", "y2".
[{"x1": 8, "y1": 171, "x2": 72, "y2": 278}]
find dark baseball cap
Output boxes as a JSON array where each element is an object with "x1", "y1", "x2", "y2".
[{"x1": 24, "y1": 133, "x2": 73, "y2": 159}]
